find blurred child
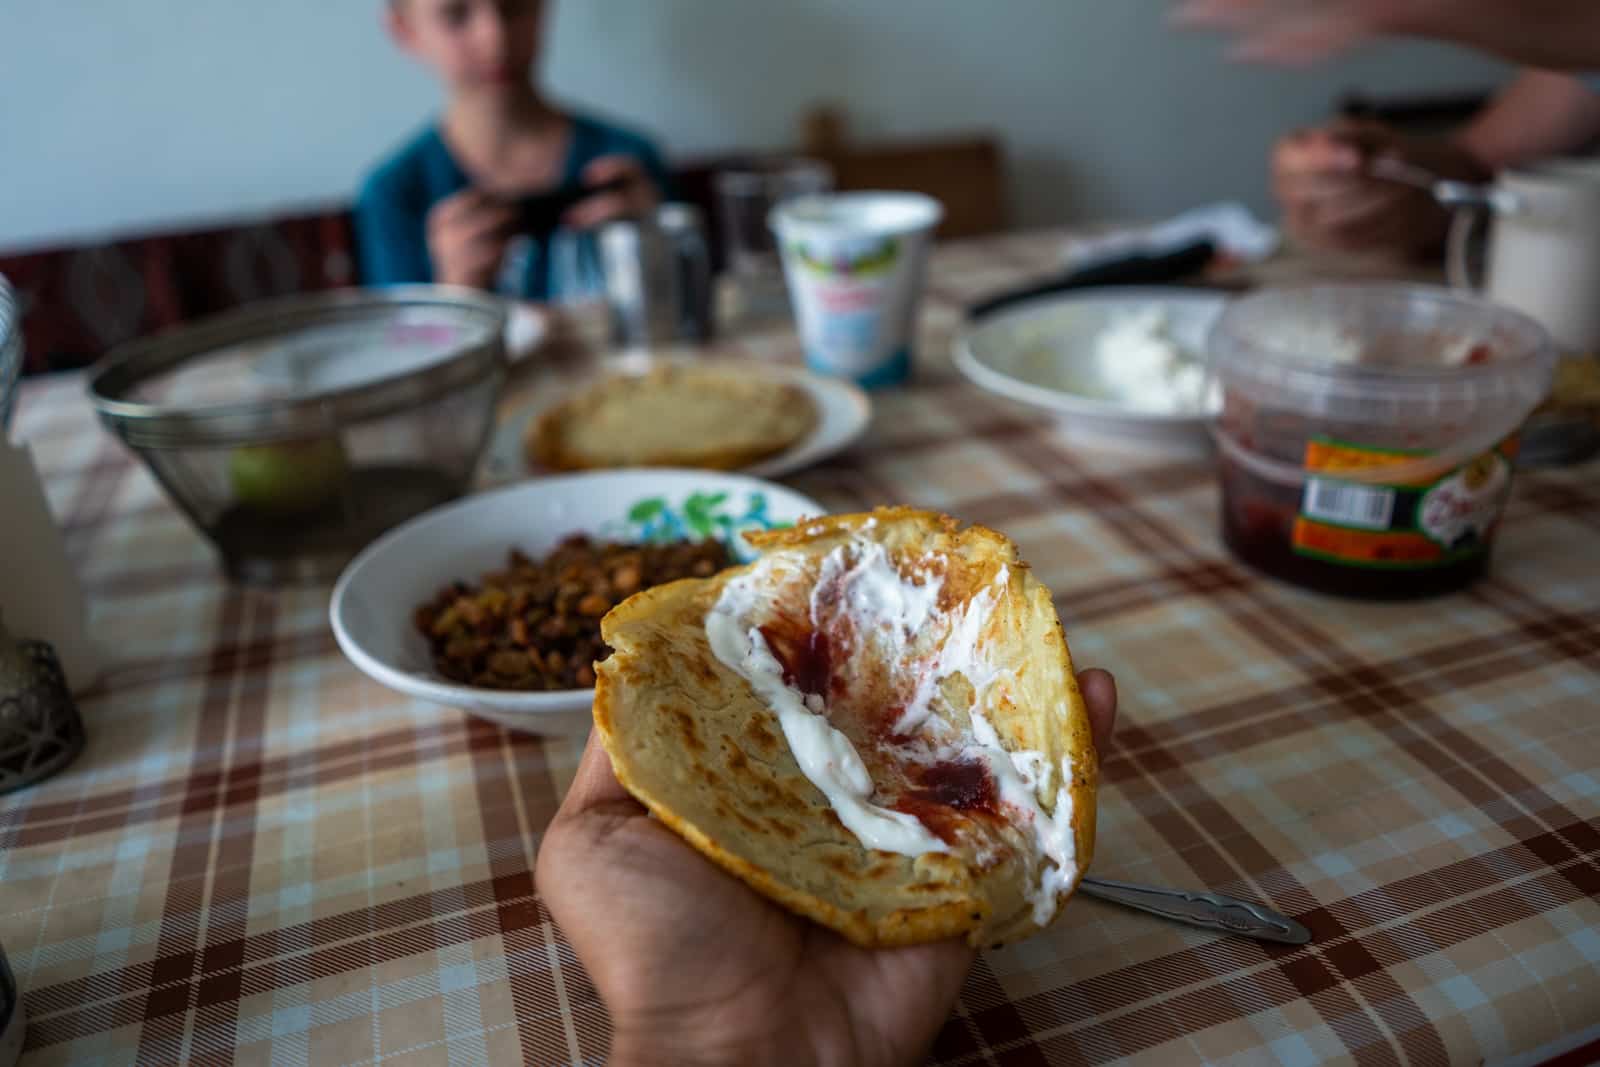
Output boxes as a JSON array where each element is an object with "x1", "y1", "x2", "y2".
[{"x1": 357, "y1": 0, "x2": 668, "y2": 300}]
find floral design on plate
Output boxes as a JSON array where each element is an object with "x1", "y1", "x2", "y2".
[{"x1": 606, "y1": 491, "x2": 789, "y2": 560}]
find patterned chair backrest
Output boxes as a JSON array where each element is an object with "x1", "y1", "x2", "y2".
[{"x1": 0, "y1": 208, "x2": 356, "y2": 375}]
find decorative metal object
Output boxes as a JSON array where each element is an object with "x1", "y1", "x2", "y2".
[
  {"x1": 0, "y1": 938, "x2": 22, "y2": 1067},
  {"x1": 0, "y1": 618, "x2": 86, "y2": 795}
]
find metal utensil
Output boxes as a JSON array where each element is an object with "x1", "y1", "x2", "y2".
[
  {"x1": 1078, "y1": 876, "x2": 1311, "y2": 945},
  {"x1": 1367, "y1": 156, "x2": 1518, "y2": 213},
  {"x1": 0, "y1": 617, "x2": 87, "y2": 795},
  {"x1": 88, "y1": 288, "x2": 508, "y2": 586}
]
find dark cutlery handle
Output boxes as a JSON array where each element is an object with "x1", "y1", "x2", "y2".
[{"x1": 967, "y1": 239, "x2": 1218, "y2": 319}]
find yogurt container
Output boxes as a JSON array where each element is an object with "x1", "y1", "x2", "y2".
[
  {"x1": 1207, "y1": 285, "x2": 1556, "y2": 599},
  {"x1": 771, "y1": 192, "x2": 943, "y2": 387}
]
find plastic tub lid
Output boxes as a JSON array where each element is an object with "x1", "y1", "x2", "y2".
[
  {"x1": 1207, "y1": 284, "x2": 1556, "y2": 484},
  {"x1": 1210, "y1": 284, "x2": 1554, "y2": 417}
]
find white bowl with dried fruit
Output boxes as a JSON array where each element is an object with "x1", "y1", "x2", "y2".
[{"x1": 330, "y1": 469, "x2": 826, "y2": 734}]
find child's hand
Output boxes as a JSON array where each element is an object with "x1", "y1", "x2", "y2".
[
  {"x1": 563, "y1": 156, "x2": 660, "y2": 230},
  {"x1": 427, "y1": 188, "x2": 517, "y2": 289}
]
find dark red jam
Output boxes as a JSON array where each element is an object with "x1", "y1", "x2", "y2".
[
  {"x1": 908, "y1": 759, "x2": 997, "y2": 812},
  {"x1": 893, "y1": 759, "x2": 1000, "y2": 844},
  {"x1": 759, "y1": 604, "x2": 1003, "y2": 843},
  {"x1": 1220, "y1": 452, "x2": 1491, "y2": 600},
  {"x1": 759, "y1": 623, "x2": 835, "y2": 698}
]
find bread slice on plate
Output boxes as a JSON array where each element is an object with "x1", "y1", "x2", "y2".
[
  {"x1": 594, "y1": 508, "x2": 1097, "y2": 948},
  {"x1": 529, "y1": 365, "x2": 819, "y2": 472}
]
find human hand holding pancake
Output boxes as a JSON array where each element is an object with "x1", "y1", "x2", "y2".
[
  {"x1": 538, "y1": 671, "x2": 1114, "y2": 1067},
  {"x1": 537, "y1": 511, "x2": 1118, "y2": 1066}
]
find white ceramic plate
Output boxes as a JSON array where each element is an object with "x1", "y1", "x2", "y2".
[
  {"x1": 330, "y1": 470, "x2": 825, "y2": 735},
  {"x1": 482, "y1": 361, "x2": 873, "y2": 484},
  {"x1": 954, "y1": 288, "x2": 1228, "y2": 454}
]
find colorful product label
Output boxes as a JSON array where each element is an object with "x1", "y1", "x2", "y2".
[
  {"x1": 1292, "y1": 437, "x2": 1517, "y2": 569},
  {"x1": 792, "y1": 238, "x2": 902, "y2": 280},
  {"x1": 780, "y1": 232, "x2": 924, "y2": 387}
]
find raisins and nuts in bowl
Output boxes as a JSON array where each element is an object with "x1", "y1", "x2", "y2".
[{"x1": 330, "y1": 470, "x2": 824, "y2": 734}]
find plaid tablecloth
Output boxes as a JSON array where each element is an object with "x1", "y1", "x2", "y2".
[{"x1": 3, "y1": 231, "x2": 1598, "y2": 1067}]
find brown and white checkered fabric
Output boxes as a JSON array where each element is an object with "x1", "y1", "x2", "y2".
[{"x1": 2, "y1": 234, "x2": 1597, "y2": 1066}]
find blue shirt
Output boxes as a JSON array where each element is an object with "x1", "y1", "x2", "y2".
[{"x1": 355, "y1": 114, "x2": 669, "y2": 300}]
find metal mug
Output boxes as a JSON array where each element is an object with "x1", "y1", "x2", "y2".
[{"x1": 598, "y1": 204, "x2": 714, "y2": 350}]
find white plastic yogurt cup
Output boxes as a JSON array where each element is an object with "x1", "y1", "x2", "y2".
[{"x1": 770, "y1": 192, "x2": 944, "y2": 387}]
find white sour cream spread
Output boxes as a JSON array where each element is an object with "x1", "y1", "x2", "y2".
[
  {"x1": 1092, "y1": 308, "x2": 1217, "y2": 415},
  {"x1": 706, "y1": 568, "x2": 949, "y2": 857},
  {"x1": 705, "y1": 535, "x2": 1081, "y2": 922},
  {"x1": 970, "y1": 709, "x2": 1078, "y2": 924}
]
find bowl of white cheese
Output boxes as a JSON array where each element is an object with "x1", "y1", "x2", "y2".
[{"x1": 954, "y1": 287, "x2": 1227, "y2": 454}]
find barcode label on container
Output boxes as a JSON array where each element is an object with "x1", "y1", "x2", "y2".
[{"x1": 1302, "y1": 478, "x2": 1395, "y2": 530}]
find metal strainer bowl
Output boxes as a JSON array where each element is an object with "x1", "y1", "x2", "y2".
[{"x1": 88, "y1": 287, "x2": 509, "y2": 585}]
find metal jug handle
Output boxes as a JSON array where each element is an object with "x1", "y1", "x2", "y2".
[
  {"x1": 1446, "y1": 204, "x2": 1489, "y2": 292},
  {"x1": 669, "y1": 209, "x2": 715, "y2": 343},
  {"x1": 1441, "y1": 182, "x2": 1523, "y2": 292}
]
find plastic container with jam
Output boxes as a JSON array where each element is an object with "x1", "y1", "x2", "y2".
[{"x1": 1207, "y1": 285, "x2": 1556, "y2": 599}]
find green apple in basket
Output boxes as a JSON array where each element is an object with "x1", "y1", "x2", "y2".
[{"x1": 228, "y1": 436, "x2": 350, "y2": 517}]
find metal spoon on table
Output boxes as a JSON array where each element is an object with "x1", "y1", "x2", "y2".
[{"x1": 1076, "y1": 876, "x2": 1312, "y2": 945}]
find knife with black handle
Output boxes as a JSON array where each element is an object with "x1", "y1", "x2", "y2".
[{"x1": 967, "y1": 238, "x2": 1218, "y2": 320}]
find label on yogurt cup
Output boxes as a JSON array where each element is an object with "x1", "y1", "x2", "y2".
[
  {"x1": 1292, "y1": 437, "x2": 1518, "y2": 569},
  {"x1": 785, "y1": 235, "x2": 913, "y2": 383},
  {"x1": 773, "y1": 193, "x2": 941, "y2": 388}
]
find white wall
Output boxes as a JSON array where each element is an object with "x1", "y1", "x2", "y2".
[{"x1": 1, "y1": 0, "x2": 1508, "y2": 252}]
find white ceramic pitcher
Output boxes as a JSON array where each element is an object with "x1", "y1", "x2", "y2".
[
  {"x1": 1444, "y1": 159, "x2": 1600, "y2": 462},
  {"x1": 1447, "y1": 158, "x2": 1600, "y2": 355}
]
